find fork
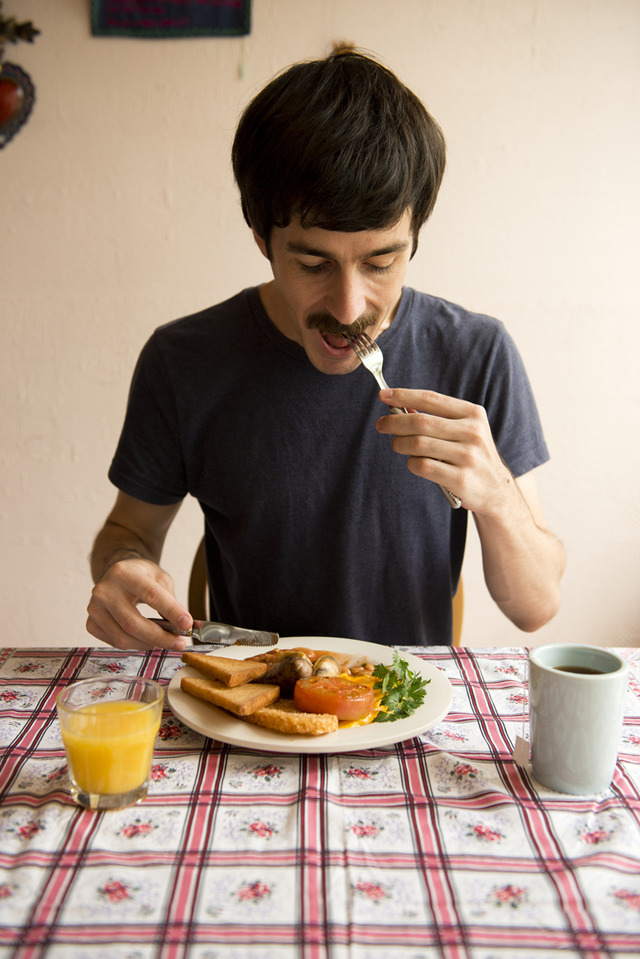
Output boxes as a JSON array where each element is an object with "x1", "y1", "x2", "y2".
[{"x1": 343, "y1": 330, "x2": 462, "y2": 509}]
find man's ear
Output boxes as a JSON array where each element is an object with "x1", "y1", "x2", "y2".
[{"x1": 251, "y1": 227, "x2": 269, "y2": 259}]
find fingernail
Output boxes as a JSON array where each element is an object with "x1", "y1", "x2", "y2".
[
  {"x1": 178, "y1": 614, "x2": 192, "y2": 631},
  {"x1": 172, "y1": 636, "x2": 187, "y2": 652},
  {"x1": 380, "y1": 389, "x2": 393, "y2": 400}
]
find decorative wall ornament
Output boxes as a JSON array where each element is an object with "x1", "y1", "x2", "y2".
[
  {"x1": 0, "y1": 62, "x2": 34, "y2": 149},
  {"x1": 91, "y1": 0, "x2": 251, "y2": 38},
  {"x1": 0, "y1": 3, "x2": 39, "y2": 149}
]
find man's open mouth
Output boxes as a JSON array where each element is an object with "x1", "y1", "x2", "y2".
[{"x1": 320, "y1": 331, "x2": 351, "y2": 350}]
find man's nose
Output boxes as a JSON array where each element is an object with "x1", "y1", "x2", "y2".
[{"x1": 325, "y1": 272, "x2": 367, "y2": 326}]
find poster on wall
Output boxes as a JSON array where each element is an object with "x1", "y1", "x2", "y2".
[{"x1": 91, "y1": 1, "x2": 251, "y2": 38}]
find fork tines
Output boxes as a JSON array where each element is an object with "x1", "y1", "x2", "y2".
[{"x1": 341, "y1": 330, "x2": 375, "y2": 357}]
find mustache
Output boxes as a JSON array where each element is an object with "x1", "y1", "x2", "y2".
[{"x1": 306, "y1": 312, "x2": 378, "y2": 338}]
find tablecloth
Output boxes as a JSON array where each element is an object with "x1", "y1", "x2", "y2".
[{"x1": 0, "y1": 646, "x2": 639, "y2": 958}]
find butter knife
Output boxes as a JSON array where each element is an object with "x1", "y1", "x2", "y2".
[{"x1": 148, "y1": 617, "x2": 279, "y2": 646}]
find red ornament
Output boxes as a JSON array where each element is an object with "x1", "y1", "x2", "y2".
[
  {"x1": 0, "y1": 75, "x2": 23, "y2": 125},
  {"x1": 0, "y1": 63, "x2": 35, "y2": 148}
]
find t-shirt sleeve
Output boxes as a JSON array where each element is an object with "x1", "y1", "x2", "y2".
[
  {"x1": 481, "y1": 324, "x2": 549, "y2": 478},
  {"x1": 108, "y1": 334, "x2": 187, "y2": 505}
]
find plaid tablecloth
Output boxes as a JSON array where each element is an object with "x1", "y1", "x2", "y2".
[{"x1": 1, "y1": 646, "x2": 639, "y2": 958}]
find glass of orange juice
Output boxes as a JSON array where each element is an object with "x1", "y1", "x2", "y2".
[{"x1": 56, "y1": 677, "x2": 164, "y2": 810}]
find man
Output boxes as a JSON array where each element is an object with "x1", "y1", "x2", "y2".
[{"x1": 87, "y1": 49, "x2": 564, "y2": 651}]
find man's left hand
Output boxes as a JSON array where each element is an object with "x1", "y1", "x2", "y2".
[{"x1": 376, "y1": 387, "x2": 513, "y2": 514}]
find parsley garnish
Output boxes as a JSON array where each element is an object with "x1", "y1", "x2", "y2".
[{"x1": 372, "y1": 651, "x2": 430, "y2": 722}]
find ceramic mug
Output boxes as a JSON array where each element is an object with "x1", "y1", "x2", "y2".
[{"x1": 528, "y1": 644, "x2": 628, "y2": 795}]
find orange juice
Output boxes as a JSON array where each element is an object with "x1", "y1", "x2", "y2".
[{"x1": 60, "y1": 699, "x2": 162, "y2": 795}]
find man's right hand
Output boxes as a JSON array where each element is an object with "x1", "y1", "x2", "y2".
[{"x1": 86, "y1": 557, "x2": 193, "y2": 651}]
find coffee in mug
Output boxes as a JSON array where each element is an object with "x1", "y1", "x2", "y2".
[{"x1": 528, "y1": 644, "x2": 628, "y2": 795}]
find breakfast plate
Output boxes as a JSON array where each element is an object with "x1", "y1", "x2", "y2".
[{"x1": 167, "y1": 636, "x2": 453, "y2": 754}]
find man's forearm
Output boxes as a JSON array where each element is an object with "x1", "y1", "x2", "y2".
[{"x1": 474, "y1": 482, "x2": 565, "y2": 632}]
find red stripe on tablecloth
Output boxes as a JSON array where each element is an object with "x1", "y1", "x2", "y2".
[
  {"x1": 17, "y1": 806, "x2": 102, "y2": 941},
  {"x1": 397, "y1": 737, "x2": 469, "y2": 952},
  {"x1": 300, "y1": 752, "x2": 328, "y2": 943},
  {"x1": 2, "y1": 647, "x2": 639, "y2": 958},
  {"x1": 155, "y1": 740, "x2": 227, "y2": 949}
]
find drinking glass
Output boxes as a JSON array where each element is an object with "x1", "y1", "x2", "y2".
[{"x1": 57, "y1": 677, "x2": 164, "y2": 810}]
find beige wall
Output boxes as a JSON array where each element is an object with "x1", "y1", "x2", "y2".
[{"x1": 2, "y1": 0, "x2": 639, "y2": 648}]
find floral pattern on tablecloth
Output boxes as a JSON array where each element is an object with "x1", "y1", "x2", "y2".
[
  {"x1": 0, "y1": 802, "x2": 75, "y2": 853},
  {"x1": 473, "y1": 650, "x2": 528, "y2": 684},
  {"x1": 0, "y1": 684, "x2": 50, "y2": 711},
  {"x1": 436, "y1": 804, "x2": 533, "y2": 856},
  {"x1": 486, "y1": 683, "x2": 530, "y2": 718},
  {"x1": 0, "y1": 718, "x2": 27, "y2": 748},
  {"x1": 77, "y1": 657, "x2": 142, "y2": 679},
  {"x1": 452, "y1": 868, "x2": 568, "y2": 929},
  {"x1": 327, "y1": 752, "x2": 404, "y2": 794},
  {"x1": 196, "y1": 865, "x2": 298, "y2": 924},
  {"x1": 184, "y1": 949, "x2": 299, "y2": 959},
  {"x1": 578, "y1": 867, "x2": 640, "y2": 933},
  {"x1": 182, "y1": 949, "x2": 297, "y2": 959},
  {"x1": 156, "y1": 713, "x2": 205, "y2": 749},
  {"x1": 0, "y1": 866, "x2": 49, "y2": 927},
  {"x1": 344, "y1": 807, "x2": 411, "y2": 850},
  {"x1": 324, "y1": 804, "x2": 413, "y2": 852},
  {"x1": 328, "y1": 865, "x2": 430, "y2": 925},
  {"x1": 0, "y1": 646, "x2": 638, "y2": 958},
  {"x1": 0, "y1": 653, "x2": 66, "y2": 679},
  {"x1": 38, "y1": 947, "x2": 159, "y2": 959},
  {"x1": 421, "y1": 718, "x2": 491, "y2": 753},
  {"x1": 549, "y1": 807, "x2": 640, "y2": 858},
  {"x1": 427, "y1": 754, "x2": 503, "y2": 797},
  {"x1": 222, "y1": 755, "x2": 300, "y2": 793},
  {"x1": 91, "y1": 805, "x2": 187, "y2": 851},
  {"x1": 60, "y1": 865, "x2": 174, "y2": 924},
  {"x1": 33, "y1": 721, "x2": 65, "y2": 750},
  {"x1": 6, "y1": 756, "x2": 70, "y2": 796},
  {"x1": 213, "y1": 805, "x2": 297, "y2": 851},
  {"x1": 145, "y1": 755, "x2": 201, "y2": 794}
]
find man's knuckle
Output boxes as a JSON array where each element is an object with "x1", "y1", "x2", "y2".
[
  {"x1": 418, "y1": 389, "x2": 439, "y2": 406},
  {"x1": 89, "y1": 582, "x2": 107, "y2": 606},
  {"x1": 142, "y1": 582, "x2": 162, "y2": 606},
  {"x1": 118, "y1": 609, "x2": 136, "y2": 631}
]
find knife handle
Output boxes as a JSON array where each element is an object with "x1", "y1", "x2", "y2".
[{"x1": 148, "y1": 617, "x2": 193, "y2": 638}]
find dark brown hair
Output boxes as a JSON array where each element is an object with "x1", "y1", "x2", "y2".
[{"x1": 231, "y1": 50, "x2": 446, "y2": 253}]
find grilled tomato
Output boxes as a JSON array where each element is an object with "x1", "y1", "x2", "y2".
[{"x1": 293, "y1": 676, "x2": 374, "y2": 722}]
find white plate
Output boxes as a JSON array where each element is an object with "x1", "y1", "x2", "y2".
[{"x1": 167, "y1": 636, "x2": 453, "y2": 754}]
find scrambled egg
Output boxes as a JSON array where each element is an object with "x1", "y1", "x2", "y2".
[{"x1": 338, "y1": 673, "x2": 386, "y2": 727}]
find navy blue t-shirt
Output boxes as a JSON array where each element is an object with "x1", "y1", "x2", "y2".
[{"x1": 109, "y1": 286, "x2": 549, "y2": 645}]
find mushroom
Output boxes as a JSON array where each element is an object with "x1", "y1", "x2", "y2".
[{"x1": 312, "y1": 654, "x2": 341, "y2": 677}]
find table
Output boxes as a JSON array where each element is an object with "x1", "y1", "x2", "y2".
[{"x1": 1, "y1": 646, "x2": 639, "y2": 958}]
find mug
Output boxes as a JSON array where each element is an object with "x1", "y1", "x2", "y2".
[{"x1": 528, "y1": 644, "x2": 628, "y2": 795}]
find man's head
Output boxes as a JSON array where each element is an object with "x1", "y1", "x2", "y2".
[{"x1": 232, "y1": 49, "x2": 446, "y2": 256}]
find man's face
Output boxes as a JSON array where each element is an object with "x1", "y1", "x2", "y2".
[{"x1": 255, "y1": 211, "x2": 413, "y2": 374}]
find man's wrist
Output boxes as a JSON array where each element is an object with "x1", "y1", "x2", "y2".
[{"x1": 101, "y1": 548, "x2": 146, "y2": 577}]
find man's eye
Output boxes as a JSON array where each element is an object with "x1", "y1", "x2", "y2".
[
  {"x1": 366, "y1": 262, "x2": 393, "y2": 275},
  {"x1": 298, "y1": 261, "x2": 328, "y2": 274}
]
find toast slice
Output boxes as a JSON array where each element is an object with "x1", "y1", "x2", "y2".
[
  {"x1": 180, "y1": 675, "x2": 279, "y2": 716},
  {"x1": 245, "y1": 699, "x2": 339, "y2": 736},
  {"x1": 181, "y1": 650, "x2": 268, "y2": 687}
]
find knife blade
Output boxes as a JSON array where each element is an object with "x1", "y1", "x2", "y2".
[{"x1": 148, "y1": 617, "x2": 279, "y2": 646}]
